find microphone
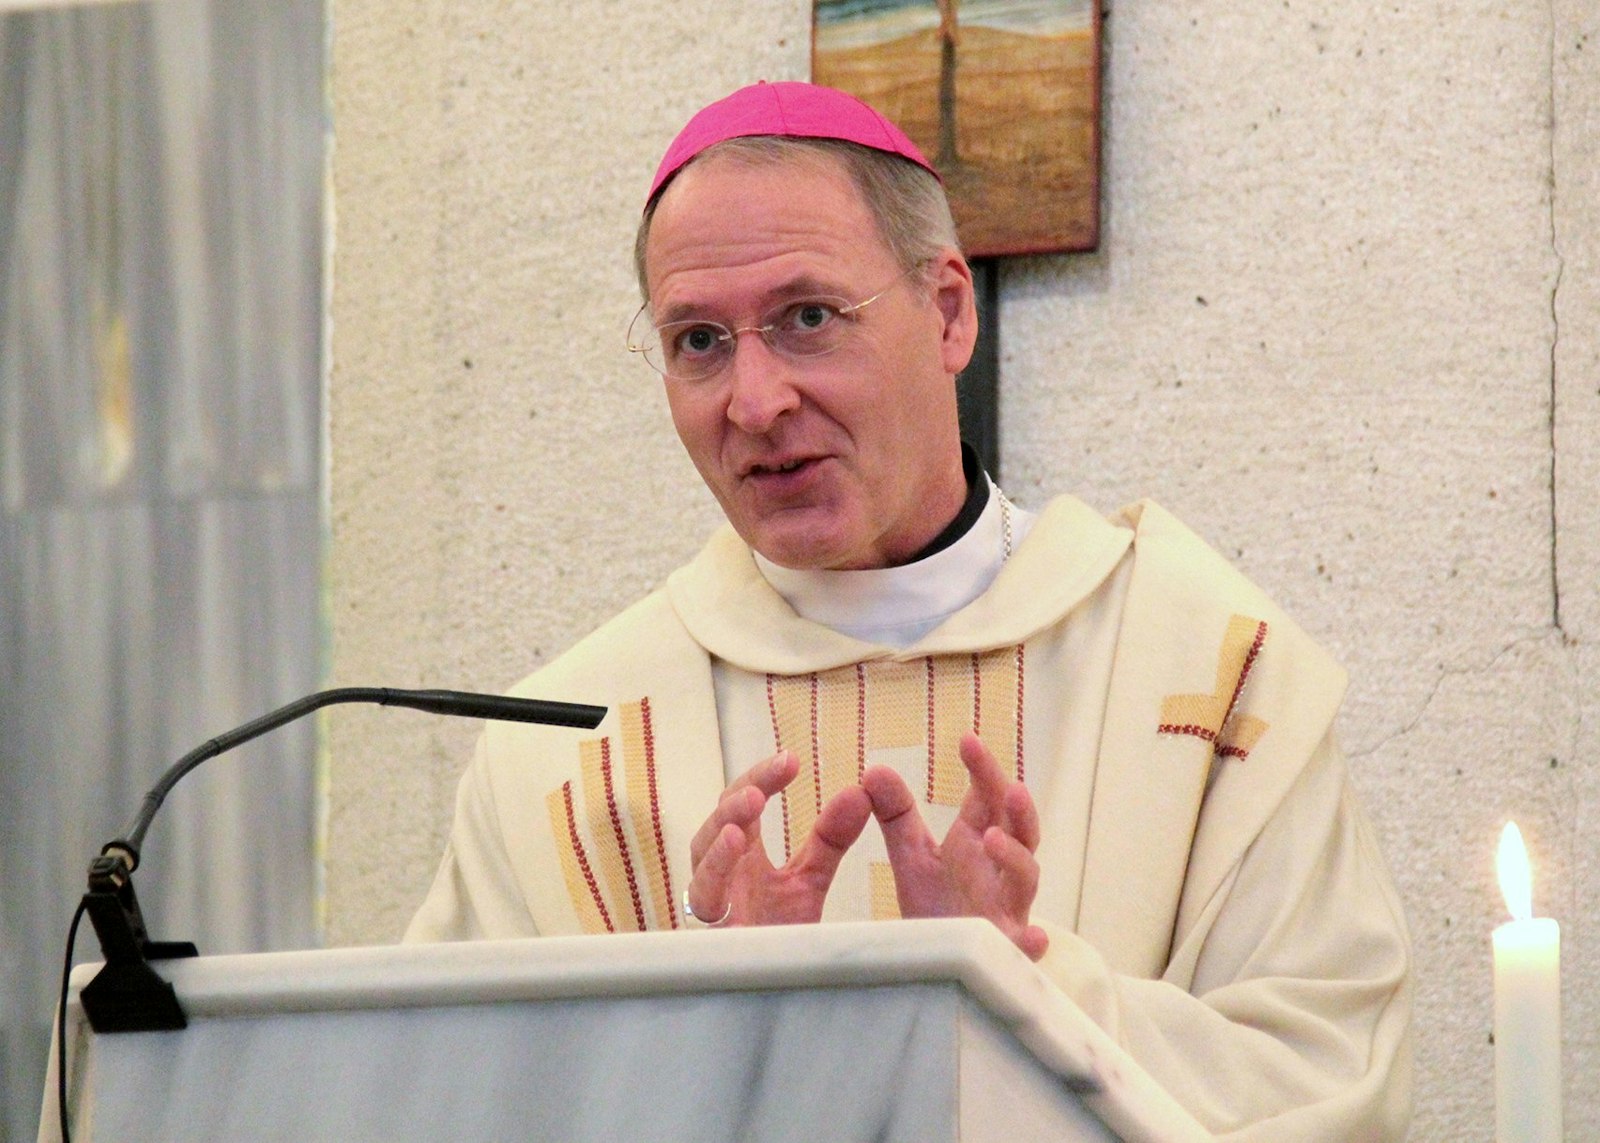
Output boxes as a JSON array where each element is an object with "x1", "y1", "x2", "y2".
[{"x1": 74, "y1": 686, "x2": 606, "y2": 1034}]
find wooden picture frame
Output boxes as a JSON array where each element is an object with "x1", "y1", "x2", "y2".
[{"x1": 813, "y1": 0, "x2": 1101, "y2": 257}]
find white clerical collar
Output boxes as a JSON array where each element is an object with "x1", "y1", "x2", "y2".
[{"x1": 753, "y1": 482, "x2": 1037, "y2": 648}]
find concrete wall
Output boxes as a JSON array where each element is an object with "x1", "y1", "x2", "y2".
[{"x1": 326, "y1": 2, "x2": 1598, "y2": 1137}]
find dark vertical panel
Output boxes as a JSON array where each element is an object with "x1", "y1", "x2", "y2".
[{"x1": 956, "y1": 256, "x2": 1000, "y2": 481}]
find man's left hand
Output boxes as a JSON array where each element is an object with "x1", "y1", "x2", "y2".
[{"x1": 862, "y1": 731, "x2": 1049, "y2": 961}]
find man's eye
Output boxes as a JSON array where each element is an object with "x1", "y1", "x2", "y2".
[
  {"x1": 673, "y1": 325, "x2": 724, "y2": 356},
  {"x1": 785, "y1": 301, "x2": 840, "y2": 333}
]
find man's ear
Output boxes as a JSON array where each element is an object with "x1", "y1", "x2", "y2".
[{"x1": 930, "y1": 249, "x2": 979, "y2": 376}]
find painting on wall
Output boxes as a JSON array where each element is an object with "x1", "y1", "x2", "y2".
[{"x1": 813, "y1": 0, "x2": 1100, "y2": 256}]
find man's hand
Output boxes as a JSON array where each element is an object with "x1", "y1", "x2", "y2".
[
  {"x1": 863, "y1": 731, "x2": 1049, "y2": 961},
  {"x1": 685, "y1": 751, "x2": 871, "y2": 926}
]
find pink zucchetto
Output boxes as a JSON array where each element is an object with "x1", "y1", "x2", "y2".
[{"x1": 645, "y1": 80, "x2": 938, "y2": 209}]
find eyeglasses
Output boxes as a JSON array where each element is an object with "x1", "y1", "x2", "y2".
[{"x1": 626, "y1": 266, "x2": 922, "y2": 382}]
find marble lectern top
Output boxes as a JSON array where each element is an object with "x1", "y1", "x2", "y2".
[{"x1": 48, "y1": 918, "x2": 1210, "y2": 1142}]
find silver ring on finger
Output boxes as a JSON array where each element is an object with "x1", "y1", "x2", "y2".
[{"x1": 683, "y1": 888, "x2": 733, "y2": 927}]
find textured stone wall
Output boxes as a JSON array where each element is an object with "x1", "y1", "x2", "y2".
[{"x1": 327, "y1": 3, "x2": 1598, "y2": 1136}]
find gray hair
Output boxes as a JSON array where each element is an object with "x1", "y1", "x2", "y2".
[{"x1": 633, "y1": 136, "x2": 961, "y2": 302}]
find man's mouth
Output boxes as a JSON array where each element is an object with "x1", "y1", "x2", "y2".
[{"x1": 751, "y1": 458, "x2": 810, "y2": 476}]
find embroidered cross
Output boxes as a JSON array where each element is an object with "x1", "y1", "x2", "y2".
[
  {"x1": 766, "y1": 647, "x2": 1026, "y2": 859},
  {"x1": 1159, "y1": 615, "x2": 1270, "y2": 760}
]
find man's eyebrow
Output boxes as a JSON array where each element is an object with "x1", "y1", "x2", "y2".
[
  {"x1": 654, "y1": 275, "x2": 849, "y2": 325},
  {"x1": 652, "y1": 301, "x2": 711, "y2": 325}
]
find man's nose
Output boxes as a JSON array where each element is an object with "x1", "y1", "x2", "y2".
[{"x1": 723, "y1": 331, "x2": 801, "y2": 432}]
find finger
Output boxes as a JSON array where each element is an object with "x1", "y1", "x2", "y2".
[
  {"x1": 690, "y1": 783, "x2": 763, "y2": 866},
  {"x1": 792, "y1": 784, "x2": 871, "y2": 884},
  {"x1": 687, "y1": 821, "x2": 749, "y2": 920},
  {"x1": 862, "y1": 764, "x2": 938, "y2": 858},
  {"x1": 1014, "y1": 924, "x2": 1050, "y2": 962},
  {"x1": 983, "y1": 829, "x2": 1045, "y2": 947},
  {"x1": 983, "y1": 825, "x2": 1041, "y2": 897},
  {"x1": 956, "y1": 732, "x2": 1011, "y2": 830},
  {"x1": 689, "y1": 752, "x2": 798, "y2": 863},
  {"x1": 745, "y1": 749, "x2": 802, "y2": 797},
  {"x1": 958, "y1": 731, "x2": 1010, "y2": 798},
  {"x1": 959, "y1": 734, "x2": 1038, "y2": 850},
  {"x1": 861, "y1": 763, "x2": 914, "y2": 819},
  {"x1": 1001, "y1": 780, "x2": 1042, "y2": 853},
  {"x1": 981, "y1": 826, "x2": 1045, "y2": 959}
]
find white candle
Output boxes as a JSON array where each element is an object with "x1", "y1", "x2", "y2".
[{"x1": 1493, "y1": 821, "x2": 1561, "y2": 1143}]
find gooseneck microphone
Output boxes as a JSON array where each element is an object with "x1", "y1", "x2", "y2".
[{"x1": 73, "y1": 686, "x2": 606, "y2": 1035}]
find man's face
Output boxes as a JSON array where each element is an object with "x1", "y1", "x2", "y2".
[{"x1": 643, "y1": 153, "x2": 975, "y2": 571}]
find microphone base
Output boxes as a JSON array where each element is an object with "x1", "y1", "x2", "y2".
[
  {"x1": 78, "y1": 871, "x2": 200, "y2": 1033},
  {"x1": 79, "y1": 950, "x2": 197, "y2": 1034}
]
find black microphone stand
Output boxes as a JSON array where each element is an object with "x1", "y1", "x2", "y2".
[{"x1": 73, "y1": 686, "x2": 605, "y2": 1034}]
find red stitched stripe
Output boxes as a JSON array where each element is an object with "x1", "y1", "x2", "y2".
[
  {"x1": 767, "y1": 674, "x2": 792, "y2": 862},
  {"x1": 1228, "y1": 622, "x2": 1268, "y2": 713},
  {"x1": 1014, "y1": 644, "x2": 1026, "y2": 782},
  {"x1": 809, "y1": 673, "x2": 822, "y2": 816},
  {"x1": 562, "y1": 781, "x2": 613, "y2": 933},
  {"x1": 856, "y1": 663, "x2": 867, "y2": 780},
  {"x1": 640, "y1": 697, "x2": 678, "y2": 928},
  {"x1": 971, "y1": 652, "x2": 982, "y2": 734},
  {"x1": 1159, "y1": 722, "x2": 1220, "y2": 744},
  {"x1": 1214, "y1": 620, "x2": 1267, "y2": 761},
  {"x1": 925, "y1": 657, "x2": 936, "y2": 802},
  {"x1": 600, "y1": 738, "x2": 648, "y2": 932}
]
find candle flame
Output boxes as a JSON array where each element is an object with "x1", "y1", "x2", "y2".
[{"x1": 1497, "y1": 821, "x2": 1533, "y2": 922}]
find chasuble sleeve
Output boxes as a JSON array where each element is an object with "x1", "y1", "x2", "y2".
[{"x1": 1034, "y1": 733, "x2": 1412, "y2": 1140}]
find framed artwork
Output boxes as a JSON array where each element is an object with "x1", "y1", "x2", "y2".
[{"x1": 813, "y1": 0, "x2": 1101, "y2": 257}]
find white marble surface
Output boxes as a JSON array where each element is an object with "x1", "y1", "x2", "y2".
[{"x1": 45, "y1": 919, "x2": 1209, "y2": 1141}]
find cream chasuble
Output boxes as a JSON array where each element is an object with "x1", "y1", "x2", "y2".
[{"x1": 406, "y1": 495, "x2": 1412, "y2": 1139}]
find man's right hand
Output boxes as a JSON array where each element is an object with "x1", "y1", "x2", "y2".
[{"x1": 684, "y1": 751, "x2": 870, "y2": 927}]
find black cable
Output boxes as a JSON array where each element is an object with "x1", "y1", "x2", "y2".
[{"x1": 58, "y1": 898, "x2": 87, "y2": 1143}]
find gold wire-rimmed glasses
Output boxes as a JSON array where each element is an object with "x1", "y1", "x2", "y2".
[{"x1": 626, "y1": 264, "x2": 924, "y2": 382}]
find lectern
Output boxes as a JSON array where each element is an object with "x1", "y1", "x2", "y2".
[{"x1": 42, "y1": 918, "x2": 1210, "y2": 1142}]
